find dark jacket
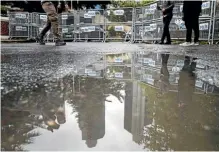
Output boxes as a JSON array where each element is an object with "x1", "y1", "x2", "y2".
[
  {"x1": 158, "y1": 1, "x2": 174, "y2": 17},
  {"x1": 163, "y1": 1, "x2": 174, "y2": 17},
  {"x1": 183, "y1": 1, "x2": 202, "y2": 18}
]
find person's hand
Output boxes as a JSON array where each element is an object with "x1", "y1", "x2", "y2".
[
  {"x1": 157, "y1": 5, "x2": 161, "y2": 10},
  {"x1": 65, "y1": 4, "x2": 70, "y2": 12},
  {"x1": 57, "y1": 3, "x2": 61, "y2": 9},
  {"x1": 162, "y1": 8, "x2": 165, "y2": 12},
  {"x1": 182, "y1": 16, "x2": 185, "y2": 21}
]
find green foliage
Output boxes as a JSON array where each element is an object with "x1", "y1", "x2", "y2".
[
  {"x1": 1, "y1": 5, "x2": 8, "y2": 15},
  {"x1": 108, "y1": 10, "x2": 126, "y2": 22},
  {"x1": 111, "y1": 0, "x2": 155, "y2": 8}
]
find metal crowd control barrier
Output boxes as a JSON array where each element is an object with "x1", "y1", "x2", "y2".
[
  {"x1": 212, "y1": 0, "x2": 219, "y2": 43},
  {"x1": 59, "y1": 12, "x2": 75, "y2": 41},
  {"x1": 75, "y1": 9, "x2": 105, "y2": 42},
  {"x1": 8, "y1": 0, "x2": 218, "y2": 44},
  {"x1": 105, "y1": 8, "x2": 133, "y2": 42},
  {"x1": 9, "y1": 12, "x2": 30, "y2": 39}
]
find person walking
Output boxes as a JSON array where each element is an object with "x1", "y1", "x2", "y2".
[
  {"x1": 36, "y1": 0, "x2": 70, "y2": 46},
  {"x1": 157, "y1": 1, "x2": 174, "y2": 45},
  {"x1": 180, "y1": 1, "x2": 202, "y2": 46}
]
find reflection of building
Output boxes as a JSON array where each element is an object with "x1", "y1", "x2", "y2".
[
  {"x1": 124, "y1": 81, "x2": 152, "y2": 144},
  {"x1": 78, "y1": 100, "x2": 105, "y2": 148},
  {"x1": 75, "y1": 77, "x2": 105, "y2": 148}
]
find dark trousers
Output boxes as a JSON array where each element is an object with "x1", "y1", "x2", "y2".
[
  {"x1": 40, "y1": 21, "x2": 51, "y2": 38},
  {"x1": 161, "y1": 16, "x2": 172, "y2": 43},
  {"x1": 184, "y1": 16, "x2": 199, "y2": 43}
]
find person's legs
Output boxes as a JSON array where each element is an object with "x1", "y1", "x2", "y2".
[
  {"x1": 193, "y1": 16, "x2": 199, "y2": 43},
  {"x1": 160, "y1": 17, "x2": 171, "y2": 44},
  {"x1": 160, "y1": 17, "x2": 167, "y2": 44},
  {"x1": 36, "y1": 17, "x2": 51, "y2": 45},
  {"x1": 185, "y1": 18, "x2": 192, "y2": 43},
  {"x1": 180, "y1": 17, "x2": 193, "y2": 46},
  {"x1": 39, "y1": 19, "x2": 51, "y2": 38},
  {"x1": 48, "y1": 12, "x2": 61, "y2": 41},
  {"x1": 42, "y1": 2, "x2": 66, "y2": 46},
  {"x1": 165, "y1": 16, "x2": 172, "y2": 44}
]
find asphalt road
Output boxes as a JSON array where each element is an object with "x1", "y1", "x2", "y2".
[
  {"x1": 1, "y1": 42, "x2": 219, "y2": 151},
  {"x1": 1, "y1": 42, "x2": 219, "y2": 84}
]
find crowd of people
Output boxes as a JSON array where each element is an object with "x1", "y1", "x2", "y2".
[{"x1": 37, "y1": 0, "x2": 203, "y2": 46}]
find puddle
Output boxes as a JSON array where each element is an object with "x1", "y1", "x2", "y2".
[{"x1": 1, "y1": 51, "x2": 219, "y2": 151}]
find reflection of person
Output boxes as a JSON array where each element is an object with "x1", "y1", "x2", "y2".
[
  {"x1": 178, "y1": 56, "x2": 197, "y2": 108},
  {"x1": 180, "y1": 1, "x2": 202, "y2": 46},
  {"x1": 160, "y1": 54, "x2": 170, "y2": 93},
  {"x1": 42, "y1": 110, "x2": 60, "y2": 132},
  {"x1": 36, "y1": 0, "x2": 68, "y2": 46},
  {"x1": 41, "y1": 78, "x2": 67, "y2": 132},
  {"x1": 56, "y1": 104, "x2": 66, "y2": 124},
  {"x1": 157, "y1": 1, "x2": 174, "y2": 45}
]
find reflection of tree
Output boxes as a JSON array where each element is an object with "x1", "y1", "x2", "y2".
[
  {"x1": 1, "y1": 109, "x2": 41, "y2": 151},
  {"x1": 139, "y1": 56, "x2": 219, "y2": 151},
  {"x1": 1, "y1": 78, "x2": 67, "y2": 150},
  {"x1": 66, "y1": 75, "x2": 124, "y2": 148},
  {"x1": 1, "y1": 73, "x2": 125, "y2": 150},
  {"x1": 67, "y1": 75, "x2": 125, "y2": 107}
]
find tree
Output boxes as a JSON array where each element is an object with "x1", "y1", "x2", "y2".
[
  {"x1": 111, "y1": 0, "x2": 155, "y2": 8},
  {"x1": 1, "y1": 1, "x2": 111, "y2": 13}
]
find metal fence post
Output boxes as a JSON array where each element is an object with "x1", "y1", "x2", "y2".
[
  {"x1": 211, "y1": 0, "x2": 217, "y2": 44},
  {"x1": 104, "y1": 9, "x2": 106, "y2": 42},
  {"x1": 208, "y1": 0, "x2": 214, "y2": 44},
  {"x1": 131, "y1": 7, "x2": 135, "y2": 43},
  {"x1": 27, "y1": 12, "x2": 30, "y2": 39}
]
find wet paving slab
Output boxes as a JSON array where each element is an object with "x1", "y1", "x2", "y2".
[{"x1": 1, "y1": 44, "x2": 219, "y2": 151}]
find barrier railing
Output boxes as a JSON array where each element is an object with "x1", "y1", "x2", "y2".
[{"x1": 8, "y1": 0, "x2": 218, "y2": 44}]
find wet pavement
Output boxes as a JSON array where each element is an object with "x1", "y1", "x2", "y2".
[{"x1": 1, "y1": 43, "x2": 219, "y2": 151}]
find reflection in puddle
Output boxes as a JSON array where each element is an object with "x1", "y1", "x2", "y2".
[{"x1": 1, "y1": 51, "x2": 219, "y2": 151}]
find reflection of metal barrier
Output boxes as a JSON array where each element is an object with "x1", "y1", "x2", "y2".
[{"x1": 8, "y1": 1, "x2": 218, "y2": 43}]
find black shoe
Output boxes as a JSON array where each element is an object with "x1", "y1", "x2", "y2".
[
  {"x1": 36, "y1": 36, "x2": 45, "y2": 45},
  {"x1": 55, "y1": 40, "x2": 66, "y2": 46},
  {"x1": 159, "y1": 41, "x2": 164, "y2": 44}
]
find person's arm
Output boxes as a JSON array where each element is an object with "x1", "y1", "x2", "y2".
[
  {"x1": 64, "y1": 1, "x2": 71, "y2": 12},
  {"x1": 198, "y1": 1, "x2": 202, "y2": 16},
  {"x1": 164, "y1": 1, "x2": 174, "y2": 12},
  {"x1": 157, "y1": 5, "x2": 162, "y2": 10},
  {"x1": 182, "y1": 1, "x2": 185, "y2": 14}
]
